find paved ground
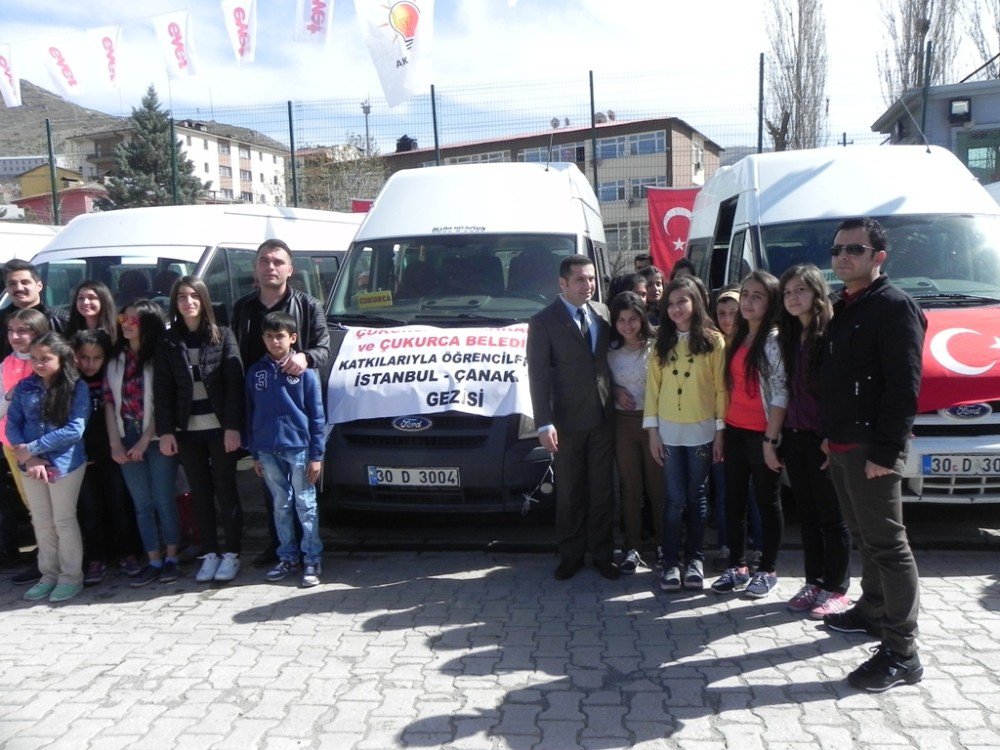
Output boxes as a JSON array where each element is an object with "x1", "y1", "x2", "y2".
[{"x1": 0, "y1": 548, "x2": 997, "y2": 749}]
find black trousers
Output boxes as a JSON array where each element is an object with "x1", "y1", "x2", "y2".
[
  {"x1": 723, "y1": 425, "x2": 783, "y2": 573},
  {"x1": 178, "y1": 435, "x2": 243, "y2": 555},
  {"x1": 553, "y1": 420, "x2": 615, "y2": 565},
  {"x1": 77, "y1": 459, "x2": 142, "y2": 563},
  {"x1": 782, "y1": 428, "x2": 851, "y2": 593}
]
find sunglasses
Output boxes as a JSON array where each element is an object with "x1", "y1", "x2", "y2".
[
  {"x1": 117, "y1": 314, "x2": 140, "y2": 327},
  {"x1": 830, "y1": 243, "x2": 877, "y2": 257}
]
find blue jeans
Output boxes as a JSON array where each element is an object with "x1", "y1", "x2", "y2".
[
  {"x1": 660, "y1": 442, "x2": 712, "y2": 567},
  {"x1": 120, "y1": 420, "x2": 180, "y2": 553},
  {"x1": 258, "y1": 449, "x2": 323, "y2": 564}
]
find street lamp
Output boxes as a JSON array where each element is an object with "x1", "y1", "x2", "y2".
[{"x1": 361, "y1": 99, "x2": 371, "y2": 157}]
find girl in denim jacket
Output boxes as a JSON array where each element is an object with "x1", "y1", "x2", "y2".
[{"x1": 6, "y1": 333, "x2": 90, "y2": 604}]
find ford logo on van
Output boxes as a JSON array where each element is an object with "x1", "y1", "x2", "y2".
[
  {"x1": 945, "y1": 403, "x2": 992, "y2": 420},
  {"x1": 392, "y1": 416, "x2": 433, "y2": 432}
]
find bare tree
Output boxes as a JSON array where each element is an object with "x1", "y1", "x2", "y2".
[
  {"x1": 966, "y1": 0, "x2": 1000, "y2": 79},
  {"x1": 879, "y1": 0, "x2": 961, "y2": 104},
  {"x1": 764, "y1": 0, "x2": 828, "y2": 151},
  {"x1": 297, "y1": 132, "x2": 387, "y2": 211}
]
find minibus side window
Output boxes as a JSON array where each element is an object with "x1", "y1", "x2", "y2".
[
  {"x1": 202, "y1": 250, "x2": 233, "y2": 323},
  {"x1": 227, "y1": 249, "x2": 258, "y2": 302},
  {"x1": 727, "y1": 230, "x2": 747, "y2": 284}
]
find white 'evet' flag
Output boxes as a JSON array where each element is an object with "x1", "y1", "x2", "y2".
[
  {"x1": 44, "y1": 38, "x2": 85, "y2": 98},
  {"x1": 294, "y1": 0, "x2": 334, "y2": 44},
  {"x1": 355, "y1": 0, "x2": 434, "y2": 108},
  {"x1": 88, "y1": 26, "x2": 122, "y2": 90},
  {"x1": 221, "y1": 0, "x2": 257, "y2": 65},
  {"x1": 153, "y1": 11, "x2": 199, "y2": 79},
  {"x1": 0, "y1": 45, "x2": 21, "y2": 107}
]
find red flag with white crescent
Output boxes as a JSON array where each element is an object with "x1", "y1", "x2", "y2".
[
  {"x1": 647, "y1": 186, "x2": 700, "y2": 275},
  {"x1": 919, "y1": 307, "x2": 1000, "y2": 412}
]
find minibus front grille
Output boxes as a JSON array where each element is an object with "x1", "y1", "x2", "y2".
[{"x1": 342, "y1": 434, "x2": 488, "y2": 449}]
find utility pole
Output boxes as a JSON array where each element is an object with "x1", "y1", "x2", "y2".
[{"x1": 361, "y1": 99, "x2": 371, "y2": 157}]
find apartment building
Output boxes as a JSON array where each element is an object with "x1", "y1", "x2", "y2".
[
  {"x1": 382, "y1": 116, "x2": 723, "y2": 255},
  {"x1": 63, "y1": 119, "x2": 288, "y2": 206}
]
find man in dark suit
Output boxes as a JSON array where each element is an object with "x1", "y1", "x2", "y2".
[{"x1": 527, "y1": 254, "x2": 618, "y2": 581}]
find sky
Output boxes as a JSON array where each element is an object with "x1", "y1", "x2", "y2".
[{"x1": 0, "y1": 1, "x2": 983, "y2": 151}]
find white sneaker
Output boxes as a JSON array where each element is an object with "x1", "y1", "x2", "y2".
[
  {"x1": 195, "y1": 553, "x2": 221, "y2": 583},
  {"x1": 214, "y1": 552, "x2": 241, "y2": 582}
]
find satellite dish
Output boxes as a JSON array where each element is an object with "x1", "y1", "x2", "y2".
[
  {"x1": 595, "y1": 112, "x2": 607, "y2": 124},
  {"x1": 551, "y1": 118, "x2": 560, "y2": 129},
  {"x1": 607, "y1": 110, "x2": 616, "y2": 121},
  {"x1": 564, "y1": 117, "x2": 570, "y2": 127}
]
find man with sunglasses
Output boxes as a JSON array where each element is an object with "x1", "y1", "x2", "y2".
[{"x1": 819, "y1": 217, "x2": 927, "y2": 692}]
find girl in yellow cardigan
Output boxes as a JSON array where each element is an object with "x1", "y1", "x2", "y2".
[{"x1": 644, "y1": 276, "x2": 727, "y2": 593}]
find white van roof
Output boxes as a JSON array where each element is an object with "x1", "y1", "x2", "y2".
[
  {"x1": 355, "y1": 162, "x2": 603, "y2": 241},
  {"x1": 32, "y1": 204, "x2": 364, "y2": 265},
  {"x1": 697, "y1": 145, "x2": 999, "y2": 227},
  {"x1": 0, "y1": 222, "x2": 60, "y2": 263}
]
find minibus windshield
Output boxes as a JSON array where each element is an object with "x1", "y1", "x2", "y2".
[
  {"x1": 329, "y1": 233, "x2": 578, "y2": 324},
  {"x1": 760, "y1": 214, "x2": 1000, "y2": 303}
]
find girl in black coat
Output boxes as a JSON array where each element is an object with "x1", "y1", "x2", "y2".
[{"x1": 154, "y1": 276, "x2": 245, "y2": 584}]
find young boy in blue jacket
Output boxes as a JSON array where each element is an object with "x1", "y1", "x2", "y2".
[{"x1": 245, "y1": 312, "x2": 325, "y2": 587}]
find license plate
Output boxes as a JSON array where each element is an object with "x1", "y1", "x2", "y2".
[
  {"x1": 368, "y1": 466, "x2": 461, "y2": 487},
  {"x1": 922, "y1": 454, "x2": 1000, "y2": 475}
]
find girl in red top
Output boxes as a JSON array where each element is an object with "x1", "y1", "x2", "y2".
[{"x1": 711, "y1": 271, "x2": 788, "y2": 599}]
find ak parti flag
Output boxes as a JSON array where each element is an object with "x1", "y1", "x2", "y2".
[{"x1": 647, "y1": 187, "x2": 700, "y2": 274}]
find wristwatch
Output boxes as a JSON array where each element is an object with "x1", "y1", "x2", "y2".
[{"x1": 762, "y1": 436, "x2": 779, "y2": 445}]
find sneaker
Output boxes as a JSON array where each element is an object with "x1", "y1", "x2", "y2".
[
  {"x1": 83, "y1": 561, "x2": 106, "y2": 586},
  {"x1": 49, "y1": 583, "x2": 83, "y2": 603},
  {"x1": 302, "y1": 562, "x2": 321, "y2": 588},
  {"x1": 214, "y1": 553, "x2": 241, "y2": 582},
  {"x1": 195, "y1": 553, "x2": 221, "y2": 583},
  {"x1": 787, "y1": 583, "x2": 822, "y2": 612},
  {"x1": 823, "y1": 607, "x2": 881, "y2": 638},
  {"x1": 809, "y1": 590, "x2": 852, "y2": 620},
  {"x1": 130, "y1": 564, "x2": 161, "y2": 588},
  {"x1": 847, "y1": 645, "x2": 923, "y2": 692},
  {"x1": 23, "y1": 581, "x2": 56, "y2": 601},
  {"x1": 159, "y1": 560, "x2": 180, "y2": 583},
  {"x1": 712, "y1": 546, "x2": 730, "y2": 572},
  {"x1": 266, "y1": 559, "x2": 300, "y2": 582},
  {"x1": 619, "y1": 549, "x2": 642, "y2": 575},
  {"x1": 711, "y1": 565, "x2": 750, "y2": 593},
  {"x1": 683, "y1": 559, "x2": 704, "y2": 590},
  {"x1": 11, "y1": 566, "x2": 41, "y2": 585},
  {"x1": 659, "y1": 565, "x2": 682, "y2": 592},
  {"x1": 119, "y1": 556, "x2": 144, "y2": 576},
  {"x1": 745, "y1": 571, "x2": 778, "y2": 599}
]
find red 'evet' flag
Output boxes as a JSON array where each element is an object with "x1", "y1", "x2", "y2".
[{"x1": 647, "y1": 187, "x2": 700, "y2": 274}]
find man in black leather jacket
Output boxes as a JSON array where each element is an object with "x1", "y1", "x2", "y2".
[
  {"x1": 231, "y1": 239, "x2": 331, "y2": 565},
  {"x1": 819, "y1": 217, "x2": 927, "y2": 693}
]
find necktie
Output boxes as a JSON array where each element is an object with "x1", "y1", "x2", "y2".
[{"x1": 577, "y1": 308, "x2": 592, "y2": 353}]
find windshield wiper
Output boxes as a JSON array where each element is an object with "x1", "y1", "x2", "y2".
[
  {"x1": 328, "y1": 312, "x2": 407, "y2": 327},
  {"x1": 911, "y1": 292, "x2": 1000, "y2": 306}
]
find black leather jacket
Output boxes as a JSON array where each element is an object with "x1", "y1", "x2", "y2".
[
  {"x1": 230, "y1": 287, "x2": 331, "y2": 370},
  {"x1": 819, "y1": 274, "x2": 927, "y2": 469}
]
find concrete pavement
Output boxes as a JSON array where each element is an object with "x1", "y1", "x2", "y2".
[{"x1": 0, "y1": 549, "x2": 998, "y2": 749}]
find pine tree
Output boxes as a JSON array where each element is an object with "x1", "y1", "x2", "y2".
[{"x1": 106, "y1": 85, "x2": 209, "y2": 208}]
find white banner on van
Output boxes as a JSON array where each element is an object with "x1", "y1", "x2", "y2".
[{"x1": 327, "y1": 324, "x2": 532, "y2": 425}]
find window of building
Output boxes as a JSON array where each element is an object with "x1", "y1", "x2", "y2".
[
  {"x1": 204, "y1": 139, "x2": 209, "y2": 150},
  {"x1": 238, "y1": 146, "x2": 251, "y2": 159},
  {"x1": 260, "y1": 172, "x2": 265, "y2": 182},
  {"x1": 956, "y1": 128, "x2": 1000, "y2": 183},
  {"x1": 692, "y1": 143, "x2": 704, "y2": 171},
  {"x1": 259, "y1": 151, "x2": 264, "y2": 161},
  {"x1": 597, "y1": 136, "x2": 626, "y2": 160},
  {"x1": 219, "y1": 165, "x2": 232, "y2": 177},
  {"x1": 204, "y1": 162, "x2": 209, "y2": 173},
  {"x1": 273, "y1": 175, "x2": 279, "y2": 185},
  {"x1": 185, "y1": 135, "x2": 192, "y2": 146},
  {"x1": 241, "y1": 191, "x2": 254, "y2": 202},
  {"x1": 629, "y1": 175, "x2": 667, "y2": 200},
  {"x1": 521, "y1": 143, "x2": 586, "y2": 163},
  {"x1": 603, "y1": 221, "x2": 650, "y2": 252},
  {"x1": 219, "y1": 142, "x2": 231, "y2": 155},
  {"x1": 628, "y1": 131, "x2": 667, "y2": 155},
  {"x1": 240, "y1": 169, "x2": 252, "y2": 181},
  {"x1": 272, "y1": 154, "x2": 277, "y2": 164},
  {"x1": 445, "y1": 151, "x2": 509, "y2": 164},
  {"x1": 597, "y1": 180, "x2": 627, "y2": 202},
  {"x1": 221, "y1": 188, "x2": 234, "y2": 200}
]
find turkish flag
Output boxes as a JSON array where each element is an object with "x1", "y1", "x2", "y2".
[
  {"x1": 919, "y1": 307, "x2": 1000, "y2": 412},
  {"x1": 647, "y1": 187, "x2": 700, "y2": 275}
]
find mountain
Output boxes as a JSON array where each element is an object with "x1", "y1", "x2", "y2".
[{"x1": 0, "y1": 80, "x2": 125, "y2": 157}]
